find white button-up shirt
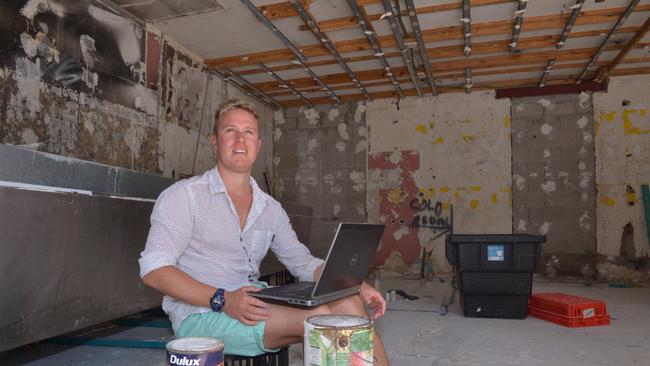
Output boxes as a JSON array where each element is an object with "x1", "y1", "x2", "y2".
[{"x1": 139, "y1": 168, "x2": 324, "y2": 331}]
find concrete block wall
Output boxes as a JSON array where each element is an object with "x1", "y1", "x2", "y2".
[
  {"x1": 272, "y1": 102, "x2": 368, "y2": 258},
  {"x1": 511, "y1": 93, "x2": 597, "y2": 264}
]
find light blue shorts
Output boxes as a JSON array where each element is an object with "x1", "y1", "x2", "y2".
[
  {"x1": 176, "y1": 282, "x2": 280, "y2": 357},
  {"x1": 176, "y1": 311, "x2": 280, "y2": 356}
]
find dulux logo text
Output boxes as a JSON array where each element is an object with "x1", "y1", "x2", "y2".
[{"x1": 169, "y1": 354, "x2": 200, "y2": 366}]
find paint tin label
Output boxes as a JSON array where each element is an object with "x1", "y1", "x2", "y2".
[
  {"x1": 487, "y1": 244, "x2": 505, "y2": 261},
  {"x1": 304, "y1": 315, "x2": 374, "y2": 366},
  {"x1": 166, "y1": 337, "x2": 224, "y2": 366}
]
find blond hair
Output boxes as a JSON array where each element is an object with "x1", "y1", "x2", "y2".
[{"x1": 213, "y1": 98, "x2": 259, "y2": 134}]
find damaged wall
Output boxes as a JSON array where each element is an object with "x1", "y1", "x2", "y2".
[
  {"x1": 511, "y1": 93, "x2": 597, "y2": 276},
  {"x1": 366, "y1": 92, "x2": 512, "y2": 273},
  {"x1": 272, "y1": 103, "x2": 368, "y2": 259},
  {"x1": 593, "y1": 75, "x2": 650, "y2": 272},
  {"x1": 0, "y1": 0, "x2": 273, "y2": 186}
]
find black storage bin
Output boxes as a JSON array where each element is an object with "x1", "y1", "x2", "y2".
[
  {"x1": 460, "y1": 272, "x2": 533, "y2": 295},
  {"x1": 446, "y1": 234, "x2": 545, "y2": 272},
  {"x1": 461, "y1": 294, "x2": 529, "y2": 319},
  {"x1": 447, "y1": 234, "x2": 545, "y2": 319}
]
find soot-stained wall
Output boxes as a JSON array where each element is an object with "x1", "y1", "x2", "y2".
[{"x1": 0, "y1": 0, "x2": 273, "y2": 184}]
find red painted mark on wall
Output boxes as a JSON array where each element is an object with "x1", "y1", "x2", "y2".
[{"x1": 369, "y1": 150, "x2": 421, "y2": 265}]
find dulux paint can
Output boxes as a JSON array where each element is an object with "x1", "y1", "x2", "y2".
[
  {"x1": 166, "y1": 337, "x2": 224, "y2": 366},
  {"x1": 304, "y1": 314, "x2": 374, "y2": 366}
]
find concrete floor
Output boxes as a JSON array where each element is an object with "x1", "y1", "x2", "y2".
[{"x1": 2, "y1": 276, "x2": 648, "y2": 366}]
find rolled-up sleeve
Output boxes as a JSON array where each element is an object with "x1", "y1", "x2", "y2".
[
  {"x1": 139, "y1": 184, "x2": 195, "y2": 278},
  {"x1": 270, "y1": 207, "x2": 324, "y2": 282}
]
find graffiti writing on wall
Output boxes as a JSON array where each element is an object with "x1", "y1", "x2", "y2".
[{"x1": 409, "y1": 198, "x2": 453, "y2": 239}]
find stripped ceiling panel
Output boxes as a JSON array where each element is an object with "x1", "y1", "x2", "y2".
[{"x1": 112, "y1": 0, "x2": 650, "y2": 108}]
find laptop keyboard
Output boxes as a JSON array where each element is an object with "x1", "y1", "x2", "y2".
[{"x1": 259, "y1": 282, "x2": 315, "y2": 298}]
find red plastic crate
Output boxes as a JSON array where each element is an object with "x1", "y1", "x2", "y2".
[{"x1": 528, "y1": 293, "x2": 611, "y2": 328}]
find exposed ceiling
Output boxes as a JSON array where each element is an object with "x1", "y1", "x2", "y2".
[{"x1": 112, "y1": 0, "x2": 650, "y2": 108}]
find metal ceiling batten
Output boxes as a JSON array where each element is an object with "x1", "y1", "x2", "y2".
[
  {"x1": 509, "y1": 0, "x2": 528, "y2": 53},
  {"x1": 258, "y1": 62, "x2": 314, "y2": 108},
  {"x1": 539, "y1": 59, "x2": 556, "y2": 87},
  {"x1": 464, "y1": 67, "x2": 472, "y2": 94},
  {"x1": 555, "y1": 0, "x2": 585, "y2": 49},
  {"x1": 290, "y1": 0, "x2": 373, "y2": 101},
  {"x1": 239, "y1": 0, "x2": 307, "y2": 62},
  {"x1": 220, "y1": 67, "x2": 285, "y2": 110},
  {"x1": 345, "y1": 0, "x2": 404, "y2": 99},
  {"x1": 404, "y1": 0, "x2": 438, "y2": 96},
  {"x1": 292, "y1": 59, "x2": 344, "y2": 104},
  {"x1": 380, "y1": 0, "x2": 422, "y2": 97},
  {"x1": 462, "y1": 0, "x2": 471, "y2": 56},
  {"x1": 595, "y1": 15, "x2": 650, "y2": 81},
  {"x1": 577, "y1": 0, "x2": 641, "y2": 83}
]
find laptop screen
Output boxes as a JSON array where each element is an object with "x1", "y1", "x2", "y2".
[{"x1": 312, "y1": 223, "x2": 385, "y2": 297}]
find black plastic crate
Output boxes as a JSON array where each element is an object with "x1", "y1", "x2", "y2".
[
  {"x1": 446, "y1": 234, "x2": 545, "y2": 272},
  {"x1": 460, "y1": 294, "x2": 529, "y2": 319},
  {"x1": 460, "y1": 272, "x2": 533, "y2": 295}
]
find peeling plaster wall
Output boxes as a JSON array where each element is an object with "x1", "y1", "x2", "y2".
[
  {"x1": 273, "y1": 103, "x2": 367, "y2": 259},
  {"x1": 366, "y1": 92, "x2": 512, "y2": 273},
  {"x1": 0, "y1": 1, "x2": 273, "y2": 184},
  {"x1": 593, "y1": 75, "x2": 650, "y2": 260}
]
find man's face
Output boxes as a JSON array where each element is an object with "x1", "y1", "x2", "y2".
[{"x1": 211, "y1": 108, "x2": 261, "y2": 174}]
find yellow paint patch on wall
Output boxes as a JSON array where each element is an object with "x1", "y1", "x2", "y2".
[
  {"x1": 460, "y1": 134, "x2": 476, "y2": 142},
  {"x1": 430, "y1": 137, "x2": 445, "y2": 144},
  {"x1": 470, "y1": 199, "x2": 480, "y2": 209},
  {"x1": 623, "y1": 115, "x2": 650, "y2": 135},
  {"x1": 441, "y1": 202, "x2": 450, "y2": 210},
  {"x1": 626, "y1": 192, "x2": 637, "y2": 205},
  {"x1": 594, "y1": 121, "x2": 601, "y2": 136},
  {"x1": 602, "y1": 111, "x2": 616, "y2": 122},
  {"x1": 440, "y1": 187, "x2": 451, "y2": 193},
  {"x1": 503, "y1": 116, "x2": 511, "y2": 128},
  {"x1": 454, "y1": 191, "x2": 462, "y2": 199},
  {"x1": 415, "y1": 124, "x2": 428, "y2": 134},
  {"x1": 470, "y1": 186, "x2": 481, "y2": 191},
  {"x1": 388, "y1": 188, "x2": 408, "y2": 204},
  {"x1": 600, "y1": 196, "x2": 616, "y2": 207},
  {"x1": 491, "y1": 193, "x2": 498, "y2": 204}
]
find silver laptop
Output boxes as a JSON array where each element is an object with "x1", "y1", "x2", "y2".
[{"x1": 251, "y1": 223, "x2": 385, "y2": 307}]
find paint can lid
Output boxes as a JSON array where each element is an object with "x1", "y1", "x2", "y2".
[
  {"x1": 166, "y1": 337, "x2": 224, "y2": 353},
  {"x1": 305, "y1": 314, "x2": 371, "y2": 328}
]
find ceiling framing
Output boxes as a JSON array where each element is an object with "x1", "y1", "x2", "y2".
[{"x1": 113, "y1": 0, "x2": 650, "y2": 108}]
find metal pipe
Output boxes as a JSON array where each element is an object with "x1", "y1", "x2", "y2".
[
  {"x1": 345, "y1": 0, "x2": 404, "y2": 99},
  {"x1": 290, "y1": 0, "x2": 373, "y2": 101},
  {"x1": 257, "y1": 62, "x2": 314, "y2": 108},
  {"x1": 577, "y1": 0, "x2": 641, "y2": 82},
  {"x1": 539, "y1": 59, "x2": 556, "y2": 88},
  {"x1": 555, "y1": 0, "x2": 585, "y2": 49},
  {"x1": 462, "y1": 0, "x2": 471, "y2": 56},
  {"x1": 240, "y1": 0, "x2": 307, "y2": 62},
  {"x1": 380, "y1": 0, "x2": 422, "y2": 96},
  {"x1": 509, "y1": 0, "x2": 528, "y2": 53},
  {"x1": 291, "y1": 59, "x2": 343, "y2": 104},
  {"x1": 464, "y1": 67, "x2": 472, "y2": 94},
  {"x1": 404, "y1": 0, "x2": 438, "y2": 96},
  {"x1": 220, "y1": 67, "x2": 284, "y2": 110}
]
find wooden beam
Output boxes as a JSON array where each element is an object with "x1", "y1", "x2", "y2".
[
  {"x1": 257, "y1": 0, "x2": 310, "y2": 20},
  {"x1": 595, "y1": 15, "x2": 650, "y2": 80},
  {"x1": 495, "y1": 80, "x2": 607, "y2": 98},
  {"x1": 303, "y1": 0, "x2": 513, "y2": 32},
  {"x1": 205, "y1": 4, "x2": 650, "y2": 68}
]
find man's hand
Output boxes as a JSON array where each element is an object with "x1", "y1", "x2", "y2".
[
  {"x1": 223, "y1": 286, "x2": 270, "y2": 326},
  {"x1": 360, "y1": 282, "x2": 386, "y2": 320}
]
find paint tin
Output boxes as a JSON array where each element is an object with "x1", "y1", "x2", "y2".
[
  {"x1": 304, "y1": 315, "x2": 374, "y2": 366},
  {"x1": 166, "y1": 337, "x2": 224, "y2": 366}
]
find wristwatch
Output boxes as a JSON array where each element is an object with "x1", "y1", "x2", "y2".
[{"x1": 210, "y1": 288, "x2": 226, "y2": 312}]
